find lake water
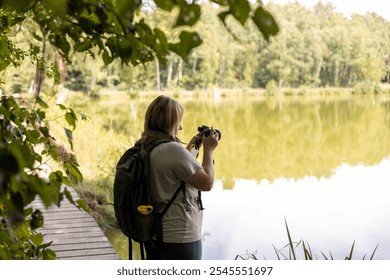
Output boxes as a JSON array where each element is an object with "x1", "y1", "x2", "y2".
[
  {"x1": 106, "y1": 92, "x2": 390, "y2": 260},
  {"x1": 202, "y1": 159, "x2": 390, "y2": 259}
]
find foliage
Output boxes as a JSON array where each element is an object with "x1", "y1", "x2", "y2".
[
  {"x1": 5, "y1": 2, "x2": 390, "y2": 95},
  {"x1": 0, "y1": 94, "x2": 87, "y2": 259},
  {"x1": 0, "y1": 0, "x2": 279, "y2": 75},
  {"x1": 22, "y1": 2, "x2": 388, "y2": 93}
]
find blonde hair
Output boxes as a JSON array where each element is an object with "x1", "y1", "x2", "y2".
[{"x1": 144, "y1": 95, "x2": 183, "y2": 135}]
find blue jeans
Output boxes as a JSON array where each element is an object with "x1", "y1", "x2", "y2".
[{"x1": 145, "y1": 240, "x2": 202, "y2": 260}]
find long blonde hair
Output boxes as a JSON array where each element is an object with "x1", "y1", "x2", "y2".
[{"x1": 144, "y1": 95, "x2": 183, "y2": 137}]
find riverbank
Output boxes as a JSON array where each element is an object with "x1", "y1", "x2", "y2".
[{"x1": 97, "y1": 83, "x2": 390, "y2": 99}]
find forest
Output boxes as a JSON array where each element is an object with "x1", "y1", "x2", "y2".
[{"x1": 2, "y1": 1, "x2": 390, "y2": 97}]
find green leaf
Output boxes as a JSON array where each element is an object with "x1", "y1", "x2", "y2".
[
  {"x1": 34, "y1": 109, "x2": 46, "y2": 125},
  {"x1": 102, "y1": 49, "x2": 114, "y2": 65},
  {"x1": 74, "y1": 39, "x2": 93, "y2": 52},
  {"x1": 35, "y1": 96, "x2": 49, "y2": 109},
  {"x1": 154, "y1": 0, "x2": 176, "y2": 11},
  {"x1": 218, "y1": 10, "x2": 230, "y2": 25},
  {"x1": 63, "y1": 187, "x2": 75, "y2": 204},
  {"x1": 25, "y1": 129, "x2": 41, "y2": 144},
  {"x1": 57, "y1": 104, "x2": 67, "y2": 110},
  {"x1": 64, "y1": 161, "x2": 83, "y2": 183},
  {"x1": 210, "y1": 0, "x2": 229, "y2": 5},
  {"x1": 169, "y1": 31, "x2": 202, "y2": 60},
  {"x1": 49, "y1": 171, "x2": 71, "y2": 188},
  {"x1": 115, "y1": 0, "x2": 141, "y2": 17},
  {"x1": 54, "y1": 34, "x2": 71, "y2": 56},
  {"x1": 175, "y1": 3, "x2": 201, "y2": 27},
  {"x1": 9, "y1": 140, "x2": 35, "y2": 169},
  {"x1": 117, "y1": 37, "x2": 133, "y2": 63},
  {"x1": 154, "y1": 28, "x2": 168, "y2": 50},
  {"x1": 42, "y1": 248, "x2": 56, "y2": 260},
  {"x1": 65, "y1": 111, "x2": 77, "y2": 129},
  {"x1": 2, "y1": 0, "x2": 35, "y2": 12},
  {"x1": 44, "y1": 0, "x2": 68, "y2": 15},
  {"x1": 30, "y1": 210, "x2": 44, "y2": 231},
  {"x1": 252, "y1": 6, "x2": 280, "y2": 41},
  {"x1": 76, "y1": 199, "x2": 89, "y2": 212},
  {"x1": 49, "y1": 172, "x2": 61, "y2": 188},
  {"x1": 153, "y1": 29, "x2": 168, "y2": 65},
  {"x1": 228, "y1": 0, "x2": 251, "y2": 25}
]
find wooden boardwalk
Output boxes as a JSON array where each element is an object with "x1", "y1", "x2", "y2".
[{"x1": 31, "y1": 188, "x2": 120, "y2": 260}]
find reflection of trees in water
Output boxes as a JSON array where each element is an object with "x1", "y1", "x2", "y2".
[
  {"x1": 75, "y1": 94, "x2": 390, "y2": 190},
  {"x1": 181, "y1": 95, "x2": 390, "y2": 188}
]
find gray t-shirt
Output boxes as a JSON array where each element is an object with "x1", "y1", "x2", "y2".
[{"x1": 149, "y1": 141, "x2": 203, "y2": 243}]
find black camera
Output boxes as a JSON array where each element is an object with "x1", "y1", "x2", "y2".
[{"x1": 198, "y1": 125, "x2": 221, "y2": 140}]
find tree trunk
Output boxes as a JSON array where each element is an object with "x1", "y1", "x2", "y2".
[
  {"x1": 155, "y1": 59, "x2": 161, "y2": 91},
  {"x1": 192, "y1": 57, "x2": 198, "y2": 73},
  {"x1": 173, "y1": 59, "x2": 183, "y2": 85},
  {"x1": 55, "y1": 51, "x2": 69, "y2": 104},
  {"x1": 166, "y1": 58, "x2": 173, "y2": 87},
  {"x1": 34, "y1": 37, "x2": 46, "y2": 98}
]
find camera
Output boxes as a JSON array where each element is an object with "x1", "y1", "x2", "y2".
[
  {"x1": 191, "y1": 125, "x2": 221, "y2": 154},
  {"x1": 198, "y1": 125, "x2": 221, "y2": 140}
]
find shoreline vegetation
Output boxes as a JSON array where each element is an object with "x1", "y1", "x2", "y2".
[{"x1": 98, "y1": 83, "x2": 390, "y2": 99}]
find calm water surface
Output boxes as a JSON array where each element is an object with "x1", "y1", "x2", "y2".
[{"x1": 107, "y1": 93, "x2": 390, "y2": 259}]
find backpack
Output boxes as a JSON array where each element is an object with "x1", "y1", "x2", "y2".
[{"x1": 113, "y1": 131, "x2": 185, "y2": 260}]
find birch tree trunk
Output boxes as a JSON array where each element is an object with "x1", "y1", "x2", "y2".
[{"x1": 156, "y1": 59, "x2": 161, "y2": 91}]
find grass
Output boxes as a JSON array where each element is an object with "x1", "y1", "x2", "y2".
[{"x1": 236, "y1": 218, "x2": 379, "y2": 260}]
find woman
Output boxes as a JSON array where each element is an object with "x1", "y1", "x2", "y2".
[{"x1": 142, "y1": 95, "x2": 219, "y2": 260}]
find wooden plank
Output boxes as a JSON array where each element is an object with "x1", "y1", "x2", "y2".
[
  {"x1": 41, "y1": 231, "x2": 107, "y2": 240},
  {"x1": 59, "y1": 253, "x2": 120, "y2": 260},
  {"x1": 40, "y1": 225, "x2": 103, "y2": 235},
  {"x1": 32, "y1": 186, "x2": 120, "y2": 260},
  {"x1": 50, "y1": 241, "x2": 114, "y2": 251},
  {"x1": 47, "y1": 236, "x2": 110, "y2": 245},
  {"x1": 43, "y1": 216, "x2": 94, "y2": 224},
  {"x1": 55, "y1": 247, "x2": 118, "y2": 258},
  {"x1": 42, "y1": 221, "x2": 98, "y2": 229}
]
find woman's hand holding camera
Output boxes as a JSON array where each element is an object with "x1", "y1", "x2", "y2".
[
  {"x1": 202, "y1": 127, "x2": 219, "y2": 152},
  {"x1": 186, "y1": 126, "x2": 220, "y2": 191}
]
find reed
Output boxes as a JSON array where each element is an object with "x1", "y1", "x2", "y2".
[{"x1": 236, "y1": 218, "x2": 379, "y2": 260}]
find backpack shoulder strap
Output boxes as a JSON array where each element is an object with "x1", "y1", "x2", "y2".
[
  {"x1": 139, "y1": 130, "x2": 176, "y2": 153},
  {"x1": 142, "y1": 130, "x2": 175, "y2": 140},
  {"x1": 155, "y1": 181, "x2": 186, "y2": 247},
  {"x1": 161, "y1": 181, "x2": 185, "y2": 217}
]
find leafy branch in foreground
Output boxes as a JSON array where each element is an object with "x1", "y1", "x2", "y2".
[
  {"x1": 1, "y1": 0, "x2": 279, "y2": 73},
  {"x1": 0, "y1": 94, "x2": 86, "y2": 259}
]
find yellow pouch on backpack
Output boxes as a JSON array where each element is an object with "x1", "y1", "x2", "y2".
[{"x1": 137, "y1": 205, "x2": 153, "y2": 216}]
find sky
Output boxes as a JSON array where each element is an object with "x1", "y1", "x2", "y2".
[{"x1": 264, "y1": 0, "x2": 390, "y2": 22}]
